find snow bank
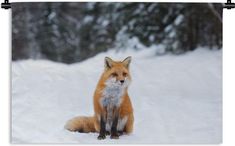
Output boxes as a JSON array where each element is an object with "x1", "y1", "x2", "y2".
[{"x1": 12, "y1": 48, "x2": 222, "y2": 144}]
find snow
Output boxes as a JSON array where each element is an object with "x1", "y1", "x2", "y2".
[
  {"x1": 164, "y1": 24, "x2": 173, "y2": 33},
  {"x1": 48, "y1": 12, "x2": 56, "y2": 20},
  {"x1": 83, "y1": 15, "x2": 93, "y2": 24},
  {"x1": 174, "y1": 14, "x2": 184, "y2": 25},
  {"x1": 12, "y1": 47, "x2": 222, "y2": 144},
  {"x1": 115, "y1": 28, "x2": 145, "y2": 51}
]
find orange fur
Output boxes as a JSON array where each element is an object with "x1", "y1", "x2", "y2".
[
  {"x1": 65, "y1": 116, "x2": 96, "y2": 132},
  {"x1": 65, "y1": 57, "x2": 134, "y2": 136}
]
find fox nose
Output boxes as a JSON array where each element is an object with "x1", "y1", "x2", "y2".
[{"x1": 120, "y1": 80, "x2": 124, "y2": 84}]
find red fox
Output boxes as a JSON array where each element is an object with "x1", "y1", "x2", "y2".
[{"x1": 65, "y1": 56, "x2": 134, "y2": 140}]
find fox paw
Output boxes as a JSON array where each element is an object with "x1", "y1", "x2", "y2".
[
  {"x1": 97, "y1": 134, "x2": 106, "y2": 140},
  {"x1": 106, "y1": 131, "x2": 110, "y2": 135},
  {"x1": 118, "y1": 131, "x2": 123, "y2": 136},
  {"x1": 110, "y1": 133, "x2": 119, "y2": 139}
]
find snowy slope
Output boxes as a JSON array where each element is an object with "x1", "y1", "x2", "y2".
[{"x1": 11, "y1": 48, "x2": 222, "y2": 144}]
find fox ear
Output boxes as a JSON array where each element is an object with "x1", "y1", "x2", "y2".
[
  {"x1": 104, "y1": 57, "x2": 113, "y2": 69},
  {"x1": 122, "y1": 56, "x2": 132, "y2": 69}
]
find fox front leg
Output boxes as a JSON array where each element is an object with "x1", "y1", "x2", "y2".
[
  {"x1": 97, "y1": 115, "x2": 106, "y2": 140},
  {"x1": 110, "y1": 115, "x2": 119, "y2": 139},
  {"x1": 110, "y1": 107, "x2": 119, "y2": 139}
]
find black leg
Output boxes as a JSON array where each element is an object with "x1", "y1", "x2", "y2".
[
  {"x1": 97, "y1": 116, "x2": 106, "y2": 140},
  {"x1": 106, "y1": 131, "x2": 110, "y2": 135},
  {"x1": 110, "y1": 116, "x2": 119, "y2": 139}
]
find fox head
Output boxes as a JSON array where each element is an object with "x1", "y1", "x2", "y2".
[{"x1": 102, "y1": 56, "x2": 132, "y2": 88}]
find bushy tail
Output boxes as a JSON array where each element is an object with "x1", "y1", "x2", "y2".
[{"x1": 64, "y1": 116, "x2": 96, "y2": 133}]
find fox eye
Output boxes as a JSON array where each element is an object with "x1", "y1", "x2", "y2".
[
  {"x1": 123, "y1": 72, "x2": 127, "y2": 76},
  {"x1": 111, "y1": 73, "x2": 118, "y2": 77}
]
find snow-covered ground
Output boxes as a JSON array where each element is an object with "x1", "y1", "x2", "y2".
[{"x1": 11, "y1": 47, "x2": 222, "y2": 144}]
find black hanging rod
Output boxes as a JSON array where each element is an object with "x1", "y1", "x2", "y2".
[
  {"x1": 1, "y1": 0, "x2": 11, "y2": 9},
  {"x1": 224, "y1": 0, "x2": 235, "y2": 9},
  {"x1": 1, "y1": 0, "x2": 235, "y2": 10}
]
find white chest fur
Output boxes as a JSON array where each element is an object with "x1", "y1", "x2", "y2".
[
  {"x1": 99, "y1": 77, "x2": 129, "y2": 131},
  {"x1": 101, "y1": 86, "x2": 124, "y2": 108},
  {"x1": 100, "y1": 77, "x2": 128, "y2": 108}
]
